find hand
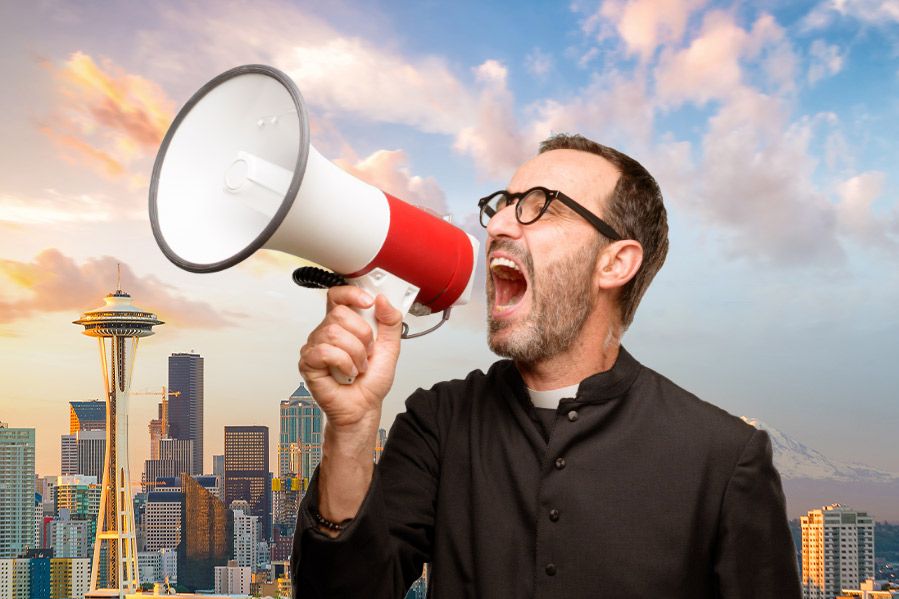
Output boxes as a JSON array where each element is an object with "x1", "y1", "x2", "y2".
[{"x1": 298, "y1": 285, "x2": 404, "y2": 431}]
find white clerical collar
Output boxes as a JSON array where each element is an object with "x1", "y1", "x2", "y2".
[{"x1": 527, "y1": 383, "x2": 580, "y2": 409}]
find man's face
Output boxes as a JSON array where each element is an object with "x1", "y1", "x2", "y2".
[{"x1": 485, "y1": 149, "x2": 620, "y2": 364}]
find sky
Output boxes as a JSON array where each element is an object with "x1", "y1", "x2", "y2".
[{"x1": 1, "y1": 0, "x2": 897, "y2": 490}]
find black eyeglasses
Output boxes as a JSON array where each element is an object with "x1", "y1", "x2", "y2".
[{"x1": 478, "y1": 186, "x2": 622, "y2": 241}]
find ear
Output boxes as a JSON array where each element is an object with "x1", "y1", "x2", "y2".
[{"x1": 595, "y1": 240, "x2": 643, "y2": 291}]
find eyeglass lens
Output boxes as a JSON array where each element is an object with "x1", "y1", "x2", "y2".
[{"x1": 481, "y1": 189, "x2": 549, "y2": 226}]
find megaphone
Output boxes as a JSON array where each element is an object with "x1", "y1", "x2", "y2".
[{"x1": 149, "y1": 64, "x2": 479, "y2": 384}]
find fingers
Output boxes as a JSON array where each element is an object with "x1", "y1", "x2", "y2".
[
  {"x1": 300, "y1": 340, "x2": 362, "y2": 382},
  {"x1": 326, "y1": 285, "x2": 374, "y2": 312}
]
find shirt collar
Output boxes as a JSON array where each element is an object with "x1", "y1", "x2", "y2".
[{"x1": 501, "y1": 345, "x2": 642, "y2": 408}]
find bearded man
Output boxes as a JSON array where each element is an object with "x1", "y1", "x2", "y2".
[{"x1": 292, "y1": 134, "x2": 801, "y2": 598}]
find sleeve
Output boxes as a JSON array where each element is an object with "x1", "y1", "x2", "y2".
[
  {"x1": 291, "y1": 387, "x2": 441, "y2": 599},
  {"x1": 713, "y1": 428, "x2": 802, "y2": 598}
]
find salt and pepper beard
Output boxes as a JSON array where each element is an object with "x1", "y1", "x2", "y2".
[{"x1": 487, "y1": 238, "x2": 602, "y2": 365}]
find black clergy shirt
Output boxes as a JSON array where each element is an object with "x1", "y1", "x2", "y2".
[{"x1": 292, "y1": 347, "x2": 801, "y2": 598}]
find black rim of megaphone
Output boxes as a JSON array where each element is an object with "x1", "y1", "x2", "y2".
[{"x1": 148, "y1": 64, "x2": 310, "y2": 273}]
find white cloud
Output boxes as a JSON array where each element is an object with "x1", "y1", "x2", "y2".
[
  {"x1": 589, "y1": 0, "x2": 707, "y2": 62},
  {"x1": 836, "y1": 171, "x2": 897, "y2": 249},
  {"x1": 454, "y1": 60, "x2": 531, "y2": 181},
  {"x1": 334, "y1": 149, "x2": 448, "y2": 215},
  {"x1": 0, "y1": 189, "x2": 142, "y2": 225},
  {"x1": 804, "y1": 0, "x2": 899, "y2": 28},
  {"x1": 808, "y1": 40, "x2": 845, "y2": 83},
  {"x1": 525, "y1": 48, "x2": 554, "y2": 78}
]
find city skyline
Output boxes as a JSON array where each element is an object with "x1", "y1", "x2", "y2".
[{"x1": 1, "y1": 0, "x2": 897, "y2": 521}]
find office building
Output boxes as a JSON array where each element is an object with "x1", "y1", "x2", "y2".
[
  {"x1": 224, "y1": 426, "x2": 271, "y2": 539},
  {"x1": 231, "y1": 502, "x2": 259, "y2": 571},
  {"x1": 214, "y1": 561, "x2": 251, "y2": 595},
  {"x1": 54, "y1": 476, "x2": 100, "y2": 523},
  {"x1": 69, "y1": 401, "x2": 105, "y2": 434},
  {"x1": 213, "y1": 455, "x2": 224, "y2": 479},
  {"x1": 59, "y1": 431, "x2": 105, "y2": 481},
  {"x1": 178, "y1": 473, "x2": 231, "y2": 591},
  {"x1": 837, "y1": 579, "x2": 899, "y2": 598},
  {"x1": 137, "y1": 548, "x2": 177, "y2": 584},
  {"x1": 49, "y1": 557, "x2": 89, "y2": 599},
  {"x1": 168, "y1": 353, "x2": 204, "y2": 475},
  {"x1": 60, "y1": 436, "x2": 77, "y2": 476},
  {"x1": 802, "y1": 504, "x2": 876, "y2": 599},
  {"x1": 142, "y1": 438, "x2": 193, "y2": 492},
  {"x1": 0, "y1": 425, "x2": 36, "y2": 559},
  {"x1": 47, "y1": 510, "x2": 91, "y2": 558},
  {"x1": 278, "y1": 385, "x2": 322, "y2": 483},
  {"x1": 142, "y1": 492, "x2": 183, "y2": 552}
]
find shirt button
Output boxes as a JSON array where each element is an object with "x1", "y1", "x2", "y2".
[
  {"x1": 567, "y1": 410, "x2": 579, "y2": 422},
  {"x1": 545, "y1": 563, "x2": 557, "y2": 576},
  {"x1": 549, "y1": 509, "x2": 560, "y2": 522},
  {"x1": 554, "y1": 457, "x2": 566, "y2": 470}
]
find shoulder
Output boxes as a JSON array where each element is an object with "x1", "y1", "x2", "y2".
[{"x1": 630, "y1": 362, "x2": 760, "y2": 460}]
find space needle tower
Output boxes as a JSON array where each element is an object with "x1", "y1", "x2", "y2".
[{"x1": 74, "y1": 275, "x2": 162, "y2": 597}]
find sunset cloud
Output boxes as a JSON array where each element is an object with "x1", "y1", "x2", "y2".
[
  {"x1": 0, "y1": 189, "x2": 142, "y2": 225},
  {"x1": 41, "y1": 52, "x2": 175, "y2": 180},
  {"x1": 0, "y1": 250, "x2": 234, "y2": 329}
]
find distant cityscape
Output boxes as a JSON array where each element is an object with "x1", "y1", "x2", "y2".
[{"x1": 0, "y1": 290, "x2": 895, "y2": 599}]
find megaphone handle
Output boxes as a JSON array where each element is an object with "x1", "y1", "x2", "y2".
[{"x1": 330, "y1": 268, "x2": 419, "y2": 385}]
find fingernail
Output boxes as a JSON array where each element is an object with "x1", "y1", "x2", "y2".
[
  {"x1": 350, "y1": 366, "x2": 359, "y2": 378},
  {"x1": 361, "y1": 292, "x2": 374, "y2": 305},
  {"x1": 361, "y1": 358, "x2": 369, "y2": 373}
]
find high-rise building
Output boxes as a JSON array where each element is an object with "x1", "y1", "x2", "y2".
[
  {"x1": 142, "y1": 438, "x2": 193, "y2": 492},
  {"x1": 68, "y1": 401, "x2": 105, "y2": 435},
  {"x1": 224, "y1": 426, "x2": 271, "y2": 540},
  {"x1": 231, "y1": 502, "x2": 259, "y2": 571},
  {"x1": 178, "y1": 473, "x2": 232, "y2": 591},
  {"x1": 60, "y1": 431, "x2": 105, "y2": 481},
  {"x1": 50, "y1": 557, "x2": 90, "y2": 599},
  {"x1": 213, "y1": 455, "x2": 224, "y2": 479},
  {"x1": 47, "y1": 510, "x2": 92, "y2": 558},
  {"x1": 137, "y1": 547, "x2": 177, "y2": 585},
  {"x1": 802, "y1": 504, "x2": 876, "y2": 599},
  {"x1": 60, "y1": 435, "x2": 77, "y2": 476},
  {"x1": 0, "y1": 557, "x2": 31, "y2": 599},
  {"x1": 374, "y1": 428, "x2": 387, "y2": 464},
  {"x1": 142, "y1": 492, "x2": 183, "y2": 552},
  {"x1": 214, "y1": 561, "x2": 251, "y2": 595},
  {"x1": 278, "y1": 385, "x2": 323, "y2": 487},
  {"x1": 168, "y1": 353, "x2": 204, "y2": 475},
  {"x1": 148, "y1": 398, "x2": 169, "y2": 460},
  {"x1": 0, "y1": 424, "x2": 36, "y2": 559}
]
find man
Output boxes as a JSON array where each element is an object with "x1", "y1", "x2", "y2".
[{"x1": 292, "y1": 134, "x2": 801, "y2": 598}]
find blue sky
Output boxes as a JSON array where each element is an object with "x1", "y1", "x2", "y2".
[{"x1": 0, "y1": 0, "x2": 897, "y2": 482}]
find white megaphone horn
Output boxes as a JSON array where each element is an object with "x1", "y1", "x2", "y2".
[{"x1": 149, "y1": 64, "x2": 479, "y2": 384}]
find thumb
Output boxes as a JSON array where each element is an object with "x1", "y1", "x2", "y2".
[{"x1": 372, "y1": 294, "x2": 404, "y2": 352}]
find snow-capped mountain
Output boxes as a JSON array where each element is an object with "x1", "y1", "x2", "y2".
[{"x1": 741, "y1": 417, "x2": 898, "y2": 484}]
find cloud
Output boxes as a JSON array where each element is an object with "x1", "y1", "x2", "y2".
[
  {"x1": 690, "y1": 90, "x2": 842, "y2": 264},
  {"x1": 41, "y1": 52, "x2": 175, "y2": 181},
  {"x1": 592, "y1": 0, "x2": 707, "y2": 62},
  {"x1": 654, "y1": 11, "x2": 795, "y2": 107},
  {"x1": 804, "y1": 0, "x2": 899, "y2": 28},
  {"x1": 334, "y1": 149, "x2": 448, "y2": 215},
  {"x1": 454, "y1": 60, "x2": 531, "y2": 180},
  {"x1": 525, "y1": 48, "x2": 554, "y2": 78},
  {"x1": 0, "y1": 249, "x2": 235, "y2": 329},
  {"x1": 807, "y1": 40, "x2": 845, "y2": 83},
  {"x1": 0, "y1": 189, "x2": 143, "y2": 225},
  {"x1": 836, "y1": 171, "x2": 898, "y2": 249}
]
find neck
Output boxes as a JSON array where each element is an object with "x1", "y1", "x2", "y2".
[{"x1": 517, "y1": 319, "x2": 621, "y2": 391}]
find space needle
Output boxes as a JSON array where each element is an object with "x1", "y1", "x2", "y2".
[{"x1": 74, "y1": 274, "x2": 162, "y2": 597}]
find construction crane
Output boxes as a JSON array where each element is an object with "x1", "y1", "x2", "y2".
[{"x1": 133, "y1": 386, "x2": 181, "y2": 453}]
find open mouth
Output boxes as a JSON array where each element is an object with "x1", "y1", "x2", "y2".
[{"x1": 490, "y1": 255, "x2": 528, "y2": 315}]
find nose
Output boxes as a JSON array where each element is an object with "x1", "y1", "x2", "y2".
[{"x1": 486, "y1": 203, "x2": 523, "y2": 241}]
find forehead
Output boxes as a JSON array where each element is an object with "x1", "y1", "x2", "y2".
[{"x1": 508, "y1": 149, "x2": 620, "y2": 212}]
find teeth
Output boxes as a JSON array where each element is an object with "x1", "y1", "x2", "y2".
[{"x1": 490, "y1": 257, "x2": 520, "y2": 272}]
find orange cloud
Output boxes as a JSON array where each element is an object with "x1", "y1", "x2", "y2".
[
  {"x1": 41, "y1": 52, "x2": 175, "y2": 180},
  {"x1": 0, "y1": 249, "x2": 236, "y2": 329}
]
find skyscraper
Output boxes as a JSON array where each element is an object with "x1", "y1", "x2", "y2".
[
  {"x1": 0, "y1": 424, "x2": 36, "y2": 558},
  {"x1": 167, "y1": 353, "x2": 204, "y2": 475},
  {"x1": 801, "y1": 504, "x2": 875, "y2": 599},
  {"x1": 74, "y1": 430, "x2": 106, "y2": 482},
  {"x1": 69, "y1": 401, "x2": 105, "y2": 435},
  {"x1": 142, "y1": 492, "x2": 183, "y2": 552},
  {"x1": 178, "y1": 474, "x2": 231, "y2": 592},
  {"x1": 224, "y1": 426, "x2": 271, "y2": 540},
  {"x1": 142, "y1": 438, "x2": 193, "y2": 492},
  {"x1": 61, "y1": 402, "x2": 106, "y2": 479},
  {"x1": 278, "y1": 384, "x2": 322, "y2": 483}
]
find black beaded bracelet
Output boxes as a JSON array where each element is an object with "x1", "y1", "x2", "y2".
[{"x1": 310, "y1": 506, "x2": 353, "y2": 532}]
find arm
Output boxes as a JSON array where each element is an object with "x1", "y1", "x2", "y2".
[
  {"x1": 713, "y1": 428, "x2": 801, "y2": 598},
  {"x1": 291, "y1": 386, "x2": 439, "y2": 598},
  {"x1": 291, "y1": 286, "x2": 438, "y2": 598}
]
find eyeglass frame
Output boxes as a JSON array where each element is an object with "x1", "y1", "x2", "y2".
[{"x1": 477, "y1": 186, "x2": 623, "y2": 241}]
